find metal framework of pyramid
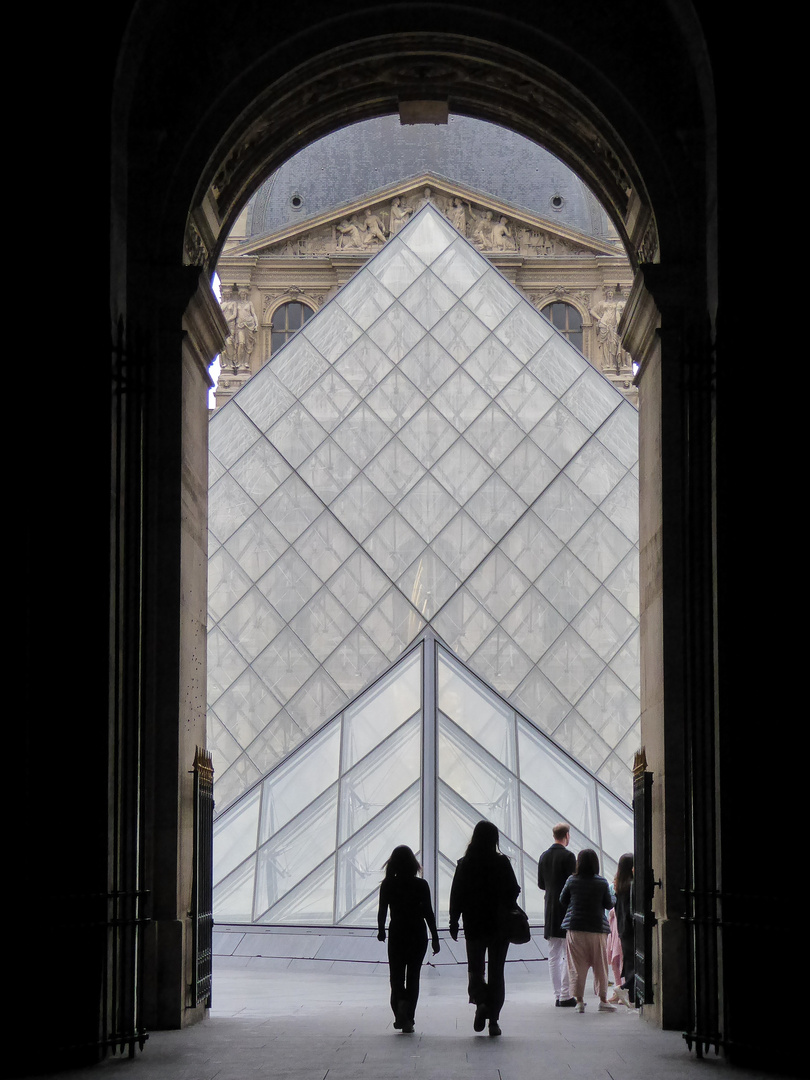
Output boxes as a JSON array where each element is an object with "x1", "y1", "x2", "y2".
[{"x1": 208, "y1": 203, "x2": 639, "y2": 926}]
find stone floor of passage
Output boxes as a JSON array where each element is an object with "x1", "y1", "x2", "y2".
[{"x1": 17, "y1": 938, "x2": 795, "y2": 1080}]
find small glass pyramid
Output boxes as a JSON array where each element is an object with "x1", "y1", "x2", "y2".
[{"x1": 208, "y1": 203, "x2": 639, "y2": 925}]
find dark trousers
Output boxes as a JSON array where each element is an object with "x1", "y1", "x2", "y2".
[
  {"x1": 619, "y1": 931, "x2": 635, "y2": 1000},
  {"x1": 465, "y1": 936, "x2": 509, "y2": 1021},
  {"x1": 388, "y1": 928, "x2": 428, "y2": 1021}
]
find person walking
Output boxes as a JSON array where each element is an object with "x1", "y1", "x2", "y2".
[
  {"x1": 613, "y1": 853, "x2": 635, "y2": 1005},
  {"x1": 377, "y1": 846, "x2": 440, "y2": 1033},
  {"x1": 449, "y1": 821, "x2": 520, "y2": 1037},
  {"x1": 559, "y1": 848, "x2": 616, "y2": 1013},
  {"x1": 537, "y1": 822, "x2": 577, "y2": 1006}
]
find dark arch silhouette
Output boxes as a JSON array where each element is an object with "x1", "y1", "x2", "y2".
[{"x1": 19, "y1": 2, "x2": 782, "y2": 1075}]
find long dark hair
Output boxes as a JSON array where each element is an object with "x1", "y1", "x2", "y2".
[
  {"x1": 614, "y1": 853, "x2": 633, "y2": 895},
  {"x1": 574, "y1": 848, "x2": 600, "y2": 878},
  {"x1": 383, "y1": 845, "x2": 421, "y2": 882},
  {"x1": 464, "y1": 820, "x2": 500, "y2": 859}
]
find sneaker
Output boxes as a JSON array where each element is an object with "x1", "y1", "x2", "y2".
[
  {"x1": 473, "y1": 1003, "x2": 488, "y2": 1032},
  {"x1": 615, "y1": 987, "x2": 631, "y2": 1007},
  {"x1": 576, "y1": 1001, "x2": 586, "y2": 1013},
  {"x1": 488, "y1": 1020, "x2": 502, "y2": 1037},
  {"x1": 557, "y1": 997, "x2": 577, "y2": 1008},
  {"x1": 598, "y1": 1001, "x2": 617, "y2": 1012},
  {"x1": 401, "y1": 1019, "x2": 415, "y2": 1033}
]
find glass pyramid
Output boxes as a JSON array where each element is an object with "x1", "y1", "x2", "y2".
[
  {"x1": 208, "y1": 203, "x2": 639, "y2": 924},
  {"x1": 213, "y1": 631, "x2": 633, "y2": 925}
]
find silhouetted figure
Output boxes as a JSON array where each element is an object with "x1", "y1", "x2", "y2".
[
  {"x1": 449, "y1": 821, "x2": 520, "y2": 1036},
  {"x1": 613, "y1": 852, "x2": 635, "y2": 1005},
  {"x1": 537, "y1": 821, "x2": 577, "y2": 1006},
  {"x1": 559, "y1": 848, "x2": 616, "y2": 1013},
  {"x1": 377, "y1": 846, "x2": 439, "y2": 1033}
]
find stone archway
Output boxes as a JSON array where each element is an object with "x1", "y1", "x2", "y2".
[{"x1": 13, "y1": 3, "x2": 723, "y2": 1072}]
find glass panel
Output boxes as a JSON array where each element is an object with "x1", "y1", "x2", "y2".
[
  {"x1": 294, "y1": 514, "x2": 356, "y2": 581},
  {"x1": 366, "y1": 369, "x2": 425, "y2": 432},
  {"x1": 398, "y1": 269, "x2": 458, "y2": 329},
  {"x1": 208, "y1": 548, "x2": 252, "y2": 621},
  {"x1": 252, "y1": 628, "x2": 319, "y2": 704},
  {"x1": 468, "y1": 627, "x2": 534, "y2": 698},
  {"x1": 527, "y1": 334, "x2": 587, "y2": 397},
  {"x1": 208, "y1": 474, "x2": 258, "y2": 544},
  {"x1": 536, "y1": 549, "x2": 601, "y2": 621},
  {"x1": 398, "y1": 403, "x2": 458, "y2": 468},
  {"x1": 255, "y1": 786, "x2": 339, "y2": 916},
  {"x1": 339, "y1": 715, "x2": 421, "y2": 842},
  {"x1": 285, "y1": 668, "x2": 347, "y2": 733},
  {"x1": 213, "y1": 856, "x2": 257, "y2": 923},
  {"x1": 517, "y1": 720, "x2": 599, "y2": 837},
  {"x1": 207, "y1": 628, "x2": 248, "y2": 704},
  {"x1": 224, "y1": 511, "x2": 287, "y2": 582},
  {"x1": 500, "y1": 587, "x2": 567, "y2": 663},
  {"x1": 261, "y1": 474, "x2": 324, "y2": 542},
  {"x1": 213, "y1": 786, "x2": 261, "y2": 883},
  {"x1": 463, "y1": 269, "x2": 520, "y2": 329},
  {"x1": 464, "y1": 336, "x2": 522, "y2": 396},
  {"x1": 256, "y1": 548, "x2": 321, "y2": 621},
  {"x1": 398, "y1": 335, "x2": 457, "y2": 395},
  {"x1": 432, "y1": 511, "x2": 493, "y2": 581},
  {"x1": 533, "y1": 474, "x2": 596, "y2": 542},
  {"x1": 331, "y1": 473, "x2": 392, "y2": 542},
  {"x1": 576, "y1": 667, "x2": 640, "y2": 747},
  {"x1": 431, "y1": 369, "x2": 490, "y2": 432},
  {"x1": 562, "y1": 366, "x2": 621, "y2": 432},
  {"x1": 564, "y1": 439, "x2": 627, "y2": 506},
  {"x1": 432, "y1": 303, "x2": 490, "y2": 362},
  {"x1": 568, "y1": 509, "x2": 633, "y2": 579},
  {"x1": 245, "y1": 708, "x2": 306, "y2": 775},
  {"x1": 609, "y1": 628, "x2": 640, "y2": 694},
  {"x1": 439, "y1": 717, "x2": 519, "y2": 842},
  {"x1": 258, "y1": 857, "x2": 336, "y2": 925},
  {"x1": 368, "y1": 236, "x2": 426, "y2": 296},
  {"x1": 431, "y1": 238, "x2": 488, "y2": 296},
  {"x1": 596, "y1": 402, "x2": 639, "y2": 467},
  {"x1": 211, "y1": 668, "x2": 282, "y2": 750},
  {"x1": 530, "y1": 402, "x2": 590, "y2": 468},
  {"x1": 438, "y1": 647, "x2": 516, "y2": 770},
  {"x1": 267, "y1": 404, "x2": 327, "y2": 468},
  {"x1": 364, "y1": 437, "x2": 425, "y2": 504},
  {"x1": 493, "y1": 300, "x2": 553, "y2": 362},
  {"x1": 323, "y1": 625, "x2": 389, "y2": 698},
  {"x1": 496, "y1": 369, "x2": 556, "y2": 432},
  {"x1": 219, "y1": 588, "x2": 286, "y2": 663},
  {"x1": 538, "y1": 626, "x2": 604, "y2": 702},
  {"x1": 367, "y1": 303, "x2": 426, "y2": 362},
  {"x1": 464, "y1": 474, "x2": 527, "y2": 542},
  {"x1": 334, "y1": 268, "x2": 397, "y2": 329},
  {"x1": 229, "y1": 438, "x2": 291, "y2": 504},
  {"x1": 297, "y1": 439, "x2": 359, "y2": 504},
  {"x1": 331, "y1": 403, "x2": 392, "y2": 467},
  {"x1": 397, "y1": 474, "x2": 459, "y2": 542},
  {"x1": 509, "y1": 667, "x2": 570, "y2": 736},
  {"x1": 600, "y1": 472, "x2": 640, "y2": 543},
  {"x1": 269, "y1": 333, "x2": 329, "y2": 396},
  {"x1": 335, "y1": 784, "x2": 421, "y2": 922},
  {"x1": 259, "y1": 723, "x2": 341, "y2": 841},
  {"x1": 300, "y1": 369, "x2": 361, "y2": 432},
  {"x1": 498, "y1": 439, "x2": 557, "y2": 507},
  {"x1": 341, "y1": 645, "x2": 422, "y2": 770},
  {"x1": 553, "y1": 710, "x2": 612, "y2": 774},
  {"x1": 334, "y1": 337, "x2": 393, "y2": 395},
  {"x1": 400, "y1": 206, "x2": 456, "y2": 263},
  {"x1": 432, "y1": 589, "x2": 496, "y2": 660},
  {"x1": 431, "y1": 439, "x2": 493, "y2": 505},
  {"x1": 466, "y1": 549, "x2": 531, "y2": 621},
  {"x1": 326, "y1": 549, "x2": 390, "y2": 621},
  {"x1": 572, "y1": 588, "x2": 636, "y2": 663},
  {"x1": 302, "y1": 302, "x2": 363, "y2": 361},
  {"x1": 397, "y1": 547, "x2": 460, "y2": 620},
  {"x1": 289, "y1": 587, "x2": 355, "y2": 662},
  {"x1": 209, "y1": 401, "x2": 262, "y2": 466},
  {"x1": 363, "y1": 511, "x2": 425, "y2": 580}
]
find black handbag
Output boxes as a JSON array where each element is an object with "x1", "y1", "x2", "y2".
[{"x1": 502, "y1": 904, "x2": 531, "y2": 945}]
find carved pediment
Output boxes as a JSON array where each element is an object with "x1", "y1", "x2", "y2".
[{"x1": 231, "y1": 173, "x2": 622, "y2": 261}]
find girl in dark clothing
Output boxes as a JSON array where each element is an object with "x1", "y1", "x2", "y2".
[
  {"x1": 560, "y1": 848, "x2": 616, "y2": 1013},
  {"x1": 449, "y1": 821, "x2": 520, "y2": 1037},
  {"x1": 377, "y1": 845, "x2": 440, "y2": 1033}
]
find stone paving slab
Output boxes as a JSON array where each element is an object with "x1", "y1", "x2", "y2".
[{"x1": 14, "y1": 956, "x2": 797, "y2": 1080}]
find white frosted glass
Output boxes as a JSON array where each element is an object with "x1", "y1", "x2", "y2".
[
  {"x1": 259, "y1": 723, "x2": 340, "y2": 840},
  {"x1": 509, "y1": 667, "x2": 570, "y2": 735},
  {"x1": 596, "y1": 402, "x2": 639, "y2": 467},
  {"x1": 401, "y1": 206, "x2": 456, "y2": 263},
  {"x1": 397, "y1": 473, "x2": 459, "y2": 542},
  {"x1": 467, "y1": 548, "x2": 530, "y2": 621},
  {"x1": 368, "y1": 236, "x2": 425, "y2": 296},
  {"x1": 464, "y1": 474, "x2": 526, "y2": 542},
  {"x1": 609, "y1": 628, "x2": 640, "y2": 694},
  {"x1": 500, "y1": 587, "x2": 567, "y2": 663},
  {"x1": 215, "y1": 754, "x2": 263, "y2": 814},
  {"x1": 297, "y1": 439, "x2": 359, "y2": 504},
  {"x1": 363, "y1": 511, "x2": 425, "y2": 579},
  {"x1": 430, "y1": 238, "x2": 487, "y2": 296},
  {"x1": 334, "y1": 337, "x2": 393, "y2": 395},
  {"x1": 259, "y1": 858, "x2": 336, "y2": 925},
  {"x1": 562, "y1": 366, "x2": 621, "y2": 432},
  {"x1": 432, "y1": 304, "x2": 490, "y2": 361},
  {"x1": 252, "y1": 628, "x2": 318, "y2": 703},
  {"x1": 367, "y1": 303, "x2": 426, "y2": 362},
  {"x1": 213, "y1": 857, "x2": 257, "y2": 923},
  {"x1": 398, "y1": 403, "x2": 458, "y2": 468},
  {"x1": 341, "y1": 646, "x2": 421, "y2": 770},
  {"x1": 335, "y1": 268, "x2": 397, "y2": 329},
  {"x1": 398, "y1": 269, "x2": 458, "y2": 329},
  {"x1": 267, "y1": 404, "x2": 327, "y2": 468},
  {"x1": 326, "y1": 549, "x2": 390, "y2": 621},
  {"x1": 572, "y1": 588, "x2": 636, "y2": 662},
  {"x1": 208, "y1": 711, "x2": 245, "y2": 778},
  {"x1": 536, "y1": 549, "x2": 600, "y2": 621},
  {"x1": 598, "y1": 789, "x2": 634, "y2": 862},
  {"x1": 302, "y1": 302, "x2": 363, "y2": 361},
  {"x1": 530, "y1": 402, "x2": 590, "y2": 467},
  {"x1": 300, "y1": 370, "x2": 361, "y2": 432},
  {"x1": 554, "y1": 710, "x2": 612, "y2": 774},
  {"x1": 576, "y1": 667, "x2": 639, "y2": 747},
  {"x1": 564, "y1": 439, "x2": 627, "y2": 505},
  {"x1": 533, "y1": 474, "x2": 596, "y2": 542},
  {"x1": 498, "y1": 439, "x2": 557, "y2": 506},
  {"x1": 468, "y1": 628, "x2": 534, "y2": 697},
  {"x1": 493, "y1": 300, "x2": 553, "y2": 361},
  {"x1": 431, "y1": 439, "x2": 493, "y2": 505},
  {"x1": 207, "y1": 627, "x2": 248, "y2": 703},
  {"x1": 323, "y1": 625, "x2": 389, "y2": 698},
  {"x1": 600, "y1": 472, "x2": 640, "y2": 542},
  {"x1": 366, "y1": 368, "x2": 425, "y2": 431},
  {"x1": 285, "y1": 668, "x2": 347, "y2": 732},
  {"x1": 497, "y1": 370, "x2": 556, "y2": 432},
  {"x1": 499, "y1": 510, "x2": 563, "y2": 582},
  {"x1": 332, "y1": 403, "x2": 392, "y2": 467},
  {"x1": 245, "y1": 709, "x2": 305, "y2": 775},
  {"x1": 432, "y1": 511, "x2": 493, "y2": 580},
  {"x1": 289, "y1": 587, "x2": 355, "y2": 662},
  {"x1": 208, "y1": 548, "x2": 253, "y2": 621},
  {"x1": 211, "y1": 668, "x2": 282, "y2": 748},
  {"x1": 464, "y1": 337, "x2": 522, "y2": 396},
  {"x1": 331, "y1": 473, "x2": 392, "y2": 541},
  {"x1": 527, "y1": 334, "x2": 587, "y2": 397},
  {"x1": 397, "y1": 547, "x2": 460, "y2": 620},
  {"x1": 431, "y1": 369, "x2": 490, "y2": 432},
  {"x1": 463, "y1": 270, "x2": 520, "y2": 329}
]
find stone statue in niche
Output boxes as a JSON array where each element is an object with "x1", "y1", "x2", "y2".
[
  {"x1": 221, "y1": 287, "x2": 258, "y2": 372},
  {"x1": 590, "y1": 286, "x2": 629, "y2": 373},
  {"x1": 417, "y1": 187, "x2": 434, "y2": 208},
  {"x1": 389, "y1": 196, "x2": 413, "y2": 235},
  {"x1": 447, "y1": 197, "x2": 466, "y2": 234},
  {"x1": 491, "y1": 216, "x2": 516, "y2": 252}
]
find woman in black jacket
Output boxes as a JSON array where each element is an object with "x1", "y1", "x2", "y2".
[
  {"x1": 613, "y1": 853, "x2": 634, "y2": 1005},
  {"x1": 377, "y1": 846, "x2": 440, "y2": 1033},
  {"x1": 449, "y1": 821, "x2": 520, "y2": 1036},
  {"x1": 559, "y1": 848, "x2": 616, "y2": 1013}
]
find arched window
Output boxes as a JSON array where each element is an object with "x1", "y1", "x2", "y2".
[
  {"x1": 541, "y1": 301, "x2": 583, "y2": 352},
  {"x1": 270, "y1": 301, "x2": 314, "y2": 354}
]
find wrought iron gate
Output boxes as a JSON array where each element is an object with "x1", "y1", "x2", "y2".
[
  {"x1": 632, "y1": 750, "x2": 655, "y2": 1005},
  {"x1": 191, "y1": 747, "x2": 214, "y2": 1008}
]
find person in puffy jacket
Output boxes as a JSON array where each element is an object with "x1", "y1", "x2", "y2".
[
  {"x1": 449, "y1": 821, "x2": 520, "y2": 1037},
  {"x1": 559, "y1": 848, "x2": 616, "y2": 1013}
]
